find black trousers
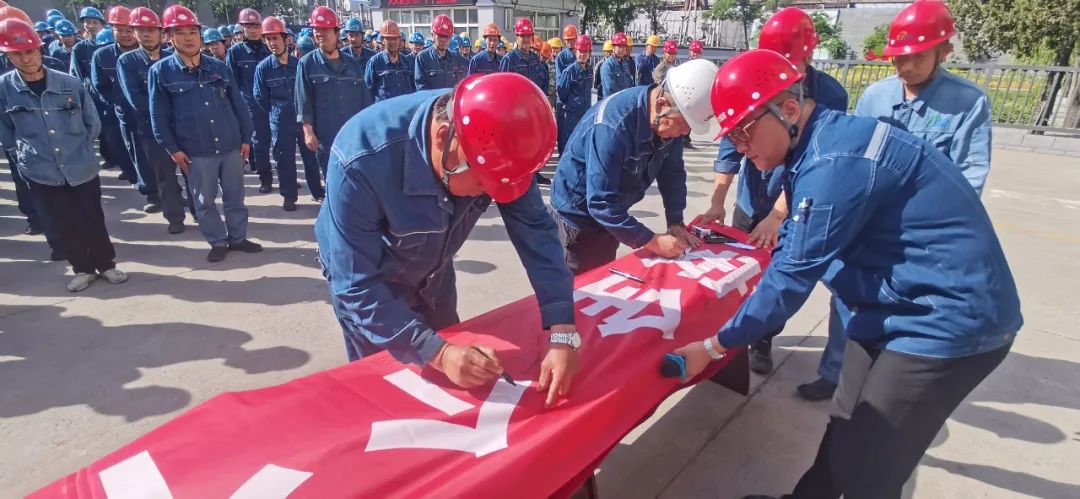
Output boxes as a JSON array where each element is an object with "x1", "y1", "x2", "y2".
[
  {"x1": 549, "y1": 207, "x2": 621, "y2": 276},
  {"x1": 733, "y1": 206, "x2": 784, "y2": 352},
  {"x1": 28, "y1": 176, "x2": 116, "y2": 275},
  {"x1": 788, "y1": 340, "x2": 1011, "y2": 499}
]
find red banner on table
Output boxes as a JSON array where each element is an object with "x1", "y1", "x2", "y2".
[{"x1": 31, "y1": 224, "x2": 769, "y2": 499}]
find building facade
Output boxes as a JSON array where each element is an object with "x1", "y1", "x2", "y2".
[{"x1": 369, "y1": 0, "x2": 579, "y2": 43}]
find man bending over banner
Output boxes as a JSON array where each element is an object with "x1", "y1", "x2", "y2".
[{"x1": 315, "y1": 72, "x2": 581, "y2": 407}]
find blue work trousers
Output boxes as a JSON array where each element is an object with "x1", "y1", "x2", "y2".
[
  {"x1": 187, "y1": 151, "x2": 248, "y2": 247},
  {"x1": 246, "y1": 100, "x2": 273, "y2": 185}
]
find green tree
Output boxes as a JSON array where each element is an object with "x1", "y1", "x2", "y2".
[
  {"x1": 862, "y1": 23, "x2": 889, "y2": 59},
  {"x1": 706, "y1": 0, "x2": 764, "y2": 50},
  {"x1": 581, "y1": 0, "x2": 641, "y2": 33},
  {"x1": 810, "y1": 11, "x2": 849, "y2": 59},
  {"x1": 638, "y1": 0, "x2": 668, "y2": 35},
  {"x1": 950, "y1": 0, "x2": 1080, "y2": 128}
]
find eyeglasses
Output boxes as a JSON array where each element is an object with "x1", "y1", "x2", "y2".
[
  {"x1": 726, "y1": 111, "x2": 768, "y2": 147},
  {"x1": 439, "y1": 122, "x2": 470, "y2": 189}
]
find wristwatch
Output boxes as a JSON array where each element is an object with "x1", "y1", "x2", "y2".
[
  {"x1": 549, "y1": 331, "x2": 582, "y2": 351},
  {"x1": 703, "y1": 337, "x2": 726, "y2": 361}
]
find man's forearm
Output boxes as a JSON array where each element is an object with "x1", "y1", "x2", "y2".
[{"x1": 711, "y1": 172, "x2": 735, "y2": 207}]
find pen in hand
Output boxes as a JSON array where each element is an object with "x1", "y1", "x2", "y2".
[{"x1": 471, "y1": 346, "x2": 517, "y2": 386}]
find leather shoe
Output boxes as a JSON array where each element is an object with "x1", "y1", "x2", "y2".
[
  {"x1": 259, "y1": 182, "x2": 273, "y2": 193},
  {"x1": 228, "y1": 239, "x2": 263, "y2": 253},
  {"x1": 167, "y1": 222, "x2": 185, "y2": 234},
  {"x1": 797, "y1": 377, "x2": 837, "y2": 401},
  {"x1": 749, "y1": 341, "x2": 773, "y2": 374},
  {"x1": 283, "y1": 200, "x2": 297, "y2": 211},
  {"x1": 207, "y1": 245, "x2": 228, "y2": 262}
]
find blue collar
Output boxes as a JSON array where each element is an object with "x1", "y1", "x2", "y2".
[
  {"x1": 11, "y1": 67, "x2": 73, "y2": 94},
  {"x1": 268, "y1": 54, "x2": 296, "y2": 69},
  {"x1": 786, "y1": 104, "x2": 827, "y2": 175},
  {"x1": 633, "y1": 85, "x2": 658, "y2": 145},
  {"x1": 402, "y1": 93, "x2": 446, "y2": 197},
  {"x1": 893, "y1": 66, "x2": 945, "y2": 114}
]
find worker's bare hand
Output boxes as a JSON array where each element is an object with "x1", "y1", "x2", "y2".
[
  {"x1": 669, "y1": 224, "x2": 703, "y2": 249},
  {"x1": 304, "y1": 130, "x2": 319, "y2": 152},
  {"x1": 672, "y1": 339, "x2": 713, "y2": 382},
  {"x1": 698, "y1": 204, "x2": 726, "y2": 225},
  {"x1": 171, "y1": 151, "x2": 191, "y2": 174},
  {"x1": 431, "y1": 343, "x2": 503, "y2": 388},
  {"x1": 538, "y1": 343, "x2": 579, "y2": 408},
  {"x1": 646, "y1": 233, "x2": 687, "y2": 259},
  {"x1": 748, "y1": 213, "x2": 783, "y2": 249},
  {"x1": 240, "y1": 143, "x2": 250, "y2": 162}
]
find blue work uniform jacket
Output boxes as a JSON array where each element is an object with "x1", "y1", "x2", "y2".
[
  {"x1": 716, "y1": 107, "x2": 1022, "y2": 359},
  {"x1": 855, "y1": 66, "x2": 992, "y2": 195},
  {"x1": 90, "y1": 43, "x2": 138, "y2": 125},
  {"x1": 551, "y1": 85, "x2": 687, "y2": 248},
  {"x1": 635, "y1": 52, "x2": 659, "y2": 86},
  {"x1": 714, "y1": 65, "x2": 848, "y2": 220},
  {"x1": 365, "y1": 51, "x2": 415, "y2": 102},
  {"x1": 413, "y1": 47, "x2": 465, "y2": 90},
  {"x1": 69, "y1": 39, "x2": 100, "y2": 83},
  {"x1": 342, "y1": 45, "x2": 376, "y2": 70},
  {"x1": 116, "y1": 47, "x2": 173, "y2": 131},
  {"x1": 296, "y1": 49, "x2": 372, "y2": 145},
  {"x1": 556, "y1": 59, "x2": 592, "y2": 119},
  {"x1": 466, "y1": 50, "x2": 501, "y2": 75},
  {"x1": 49, "y1": 42, "x2": 73, "y2": 69},
  {"x1": 253, "y1": 53, "x2": 299, "y2": 126},
  {"x1": 148, "y1": 54, "x2": 254, "y2": 157},
  {"x1": 555, "y1": 47, "x2": 576, "y2": 81},
  {"x1": 226, "y1": 40, "x2": 272, "y2": 102},
  {"x1": 601, "y1": 55, "x2": 635, "y2": 98},
  {"x1": 498, "y1": 48, "x2": 548, "y2": 93},
  {"x1": 314, "y1": 90, "x2": 575, "y2": 366},
  {"x1": 0, "y1": 68, "x2": 101, "y2": 186}
]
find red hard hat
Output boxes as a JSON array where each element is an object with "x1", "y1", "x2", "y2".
[
  {"x1": 710, "y1": 49, "x2": 804, "y2": 140},
  {"x1": 758, "y1": 7, "x2": 818, "y2": 63},
  {"x1": 309, "y1": 6, "x2": 338, "y2": 28},
  {"x1": 127, "y1": 7, "x2": 161, "y2": 29},
  {"x1": 261, "y1": 16, "x2": 285, "y2": 35},
  {"x1": 453, "y1": 72, "x2": 556, "y2": 203},
  {"x1": 689, "y1": 39, "x2": 703, "y2": 54},
  {"x1": 431, "y1": 14, "x2": 453, "y2": 37},
  {"x1": 106, "y1": 6, "x2": 130, "y2": 26},
  {"x1": 611, "y1": 32, "x2": 628, "y2": 46},
  {"x1": 663, "y1": 39, "x2": 678, "y2": 55},
  {"x1": 514, "y1": 17, "x2": 533, "y2": 37},
  {"x1": 882, "y1": 0, "x2": 956, "y2": 57},
  {"x1": 0, "y1": 6, "x2": 33, "y2": 25},
  {"x1": 0, "y1": 18, "x2": 41, "y2": 53},
  {"x1": 162, "y1": 5, "x2": 199, "y2": 30},
  {"x1": 380, "y1": 20, "x2": 401, "y2": 38},
  {"x1": 237, "y1": 8, "x2": 261, "y2": 25},
  {"x1": 562, "y1": 24, "x2": 578, "y2": 39},
  {"x1": 575, "y1": 35, "x2": 592, "y2": 52}
]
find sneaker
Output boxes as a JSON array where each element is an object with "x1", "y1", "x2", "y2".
[
  {"x1": 259, "y1": 181, "x2": 273, "y2": 193},
  {"x1": 228, "y1": 239, "x2": 263, "y2": 253},
  {"x1": 143, "y1": 201, "x2": 162, "y2": 213},
  {"x1": 50, "y1": 249, "x2": 67, "y2": 261},
  {"x1": 167, "y1": 222, "x2": 185, "y2": 234},
  {"x1": 283, "y1": 199, "x2": 297, "y2": 211},
  {"x1": 101, "y1": 268, "x2": 128, "y2": 284},
  {"x1": 749, "y1": 341, "x2": 774, "y2": 374},
  {"x1": 24, "y1": 223, "x2": 44, "y2": 235},
  {"x1": 796, "y1": 377, "x2": 838, "y2": 401},
  {"x1": 67, "y1": 272, "x2": 98, "y2": 292},
  {"x1": 207, "y1": 245, "x2": 229, "y2": 262}
]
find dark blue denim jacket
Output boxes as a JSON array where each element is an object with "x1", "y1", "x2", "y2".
[
  {"x1": 466, "y1": 50, "x2": 500, "y2": 76},
  {"x1": 498, "y1": 48, "x2": 548, "y2": 93},
  {"x1": 413, "y1": 46, "x2": 465, "y2": 91},
  {"x1": 556, "y1": 60, "x2": 593, "y2": 118},
  {"x1": 253, "y1": 53, "x2": 298, "y2": 124},
  {"x1": 295, "y1": 49, "x2": 371, "y2": 144},
  {"x1": 365, "y1": 51, "x2": 415, "y2": 102},
  {"x1": 117, "y1": 47, "x2": 173, "y2": 131}
]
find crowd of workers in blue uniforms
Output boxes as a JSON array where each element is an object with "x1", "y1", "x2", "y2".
[{"x1": 2, "y1": 3, "x2": 1019, "y2": 498}]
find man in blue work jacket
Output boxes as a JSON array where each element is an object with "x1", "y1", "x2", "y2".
[
  {"x1": 226, "y1": 7, "x2": 274, "y2": 194},
  {"x1": 636, "y1": 35, "x2": 661, "y2": 86},
  {"x1": 550, "y1": 59, "x2": 720, "y2": 274},
  {"x1": 699, "y1": 7, "x2": 849, "y2": 389},
  {"x1": 217, "y1": 25, "x2": 233, "y2": 50},
  {"x1": 92, "y1": 8, "x2": 161, "y2": 213},
  {"x1": 341, "y1": 18, "x2": 375, "y2": 69},
  {"x1": 673, "y1": 49, "x2": 1020, "y2": 499},
  {"x1": 254, "y1": 16, "x2": 316, "y2": 212},
  {"x1": 69, "y1": 7, "x2": 105, "y2": 79},
  {"x1": 117, "y1": 7, "x2": 193, "y2": 234},
  {"x1": 73, "y1": 7, "x2": 132, "y2": 183},
  {"x1": 414, "y1": 14, "x2": 465, "y2": 90},
  {"x1": 149, "y1": 5, "x2": 262, "y2": 263},
  {"x1": 466, "y1": 22, "x2": 502, "y2": 75},
  {"x1": 364, "y1": 20, "x2": 414, "y2": 103},
  {"x1": 555, "y1": 24, "x2": 578, "y2": 81},
  {"x1": 499, "y1": 18, "x2": 548, "y2": 94},
  {"x1": 316, "y1": 72, "x2": 581, "y2": 406},
  {"x1": 297, "y1": 6, "x2": 372, "y2": 193},
  {"x1": 202, "y1": 27, "x2": 227, "y2": 60},
  {"x1": 0, "y1": 18, "x2": 127, "y2": 292},
  {"x1": 555, "y1": 35, "x2": 593, "y2": 155},
  {"x1": 408, "y1": 31, "x2": 424, "y2": 56},
  {"x1": 601, "y1": 32, "x2": 634, "y2": 98},
  {"x1": 48, "y1": 19, "x2": 77, "y2": 67}
]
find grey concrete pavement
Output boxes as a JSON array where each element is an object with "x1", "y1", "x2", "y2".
[{"x1": 1, "y1": 144, "x2": 1077, "y2": 497}]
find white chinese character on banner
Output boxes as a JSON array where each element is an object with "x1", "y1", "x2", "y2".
[
  {"x1": 98, "y1": 451, "x2": 312, "y2": 499},
  {"x1": 641, "y1": 248, "x2": 761, "y2": 299},
  {"x1": 573, "y1": 275, "x2": 682, "y2": 339},
  {"x1": 366, "y1": 369, "x2": 529, "y2": 457}
]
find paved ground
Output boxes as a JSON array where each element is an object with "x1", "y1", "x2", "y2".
[{"x1": 1, "y1": 143, "x2": 1078, "y2": 498}]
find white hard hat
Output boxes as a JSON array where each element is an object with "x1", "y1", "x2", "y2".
[{"x1": 664, "y1": 59, "x2": 721, "y2": 138}]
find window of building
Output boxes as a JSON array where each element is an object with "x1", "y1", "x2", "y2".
[
  {"x1": 505, "y1": 10, "x2": 561, "y2": 42},
  {"x1": 390, "y1": 7, "x2": 480, "y2": 41}
]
